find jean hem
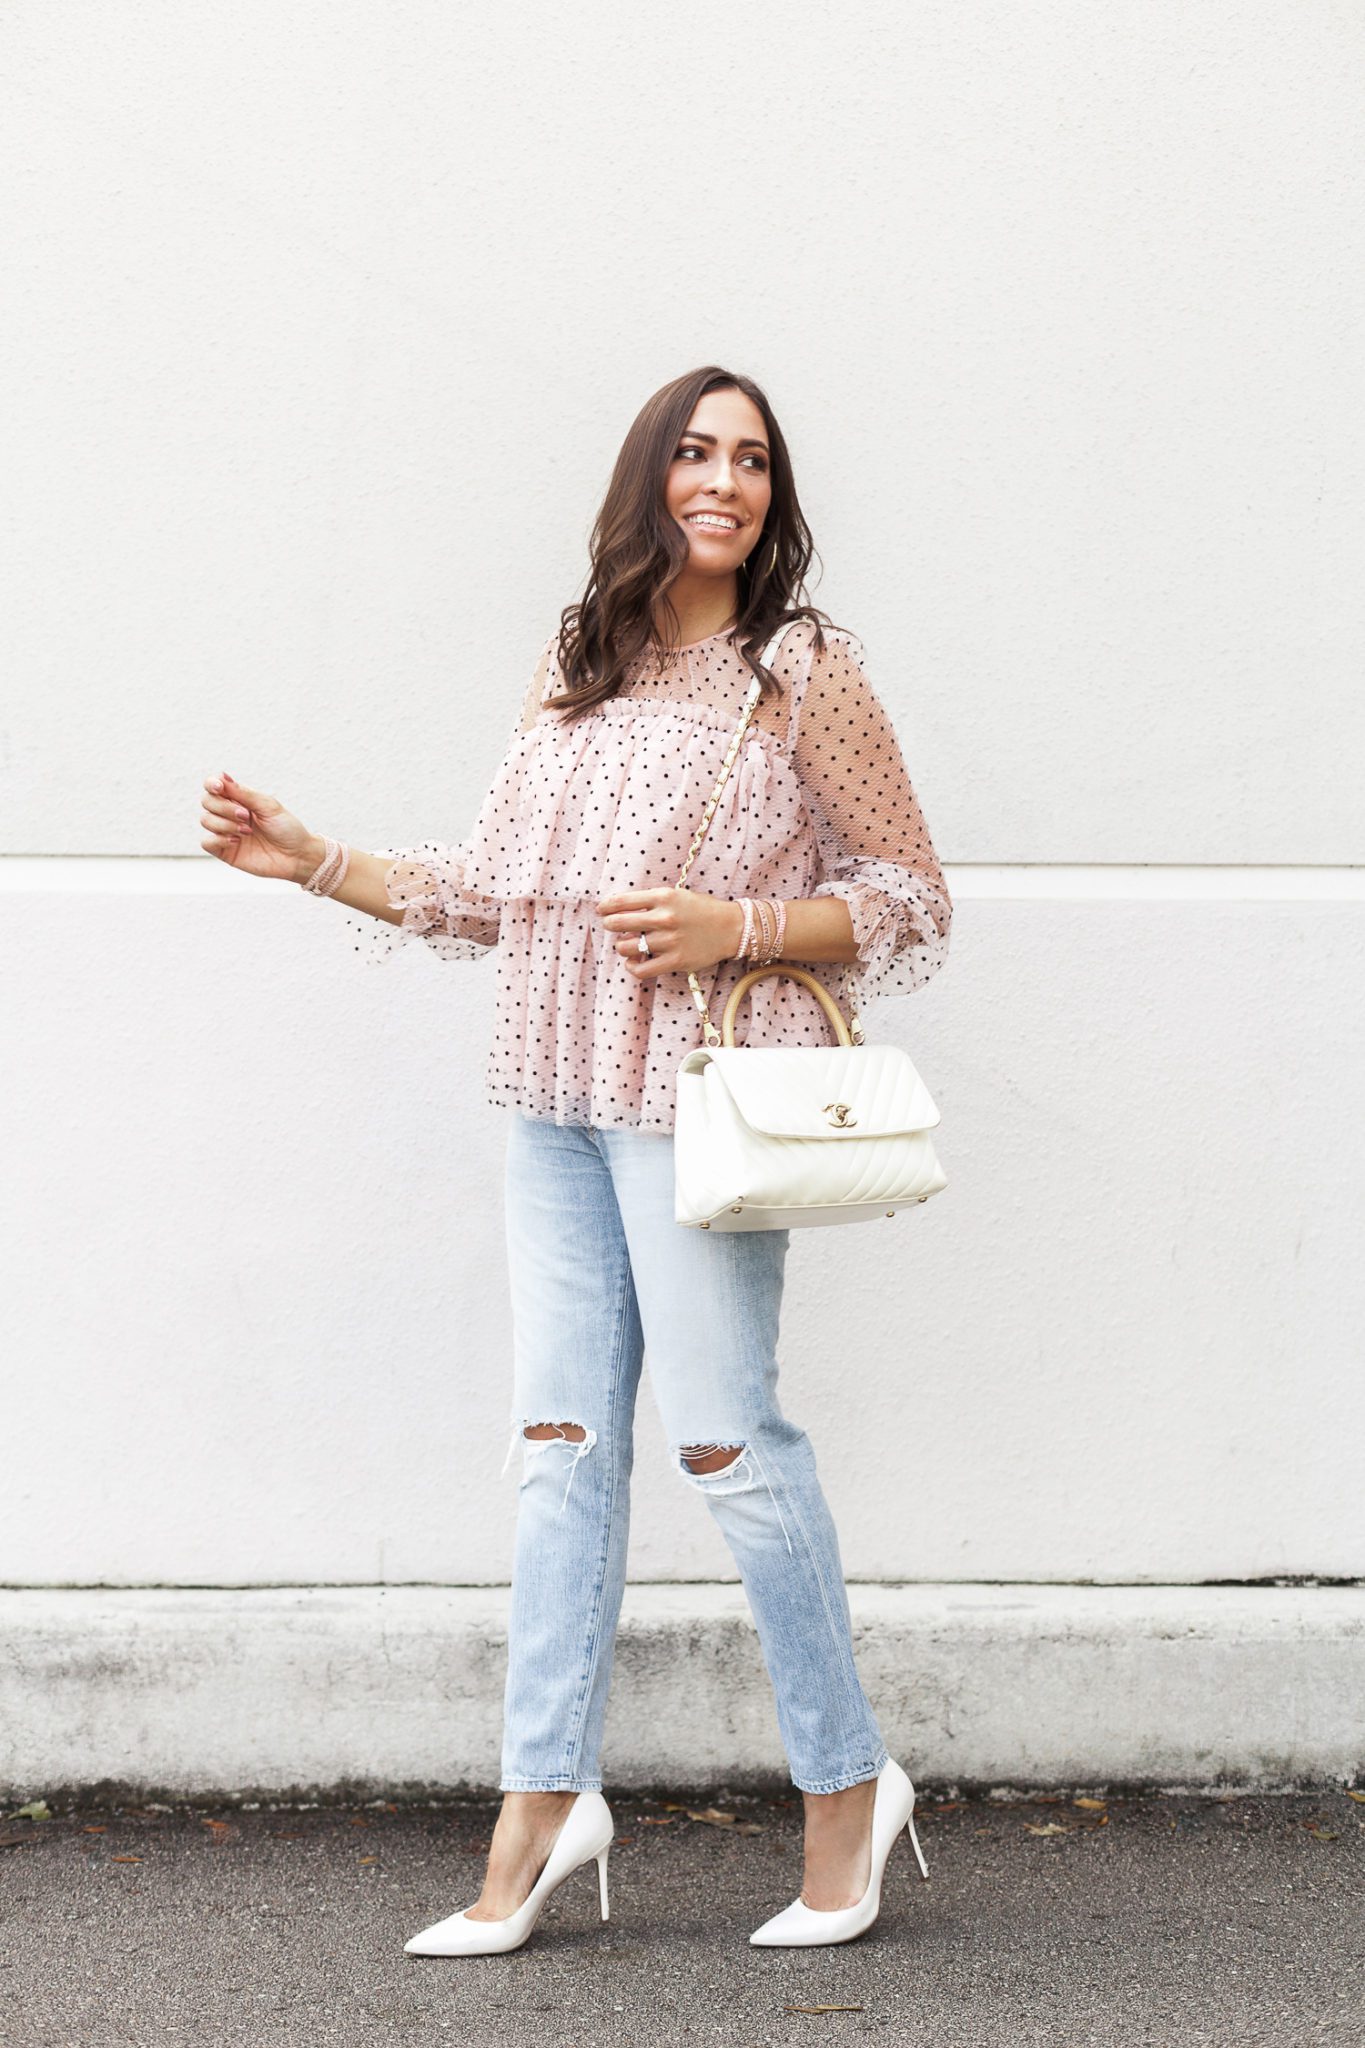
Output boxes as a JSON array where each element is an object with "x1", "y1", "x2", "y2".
[
  {"x1": 499, "y1": 1775, "x2": 603, "y2": 1793},
  {"x1": 789, "y1": 1747, "x2": 890, "y2": 1795}
]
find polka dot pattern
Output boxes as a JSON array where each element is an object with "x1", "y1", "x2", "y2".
[{"x1": 342, "y1": 620, "x2": 951, "y2": 1133}]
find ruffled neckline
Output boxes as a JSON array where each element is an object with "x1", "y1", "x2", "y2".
[
  {"x1": 672, "y1": 624, "x2": 736, "y2": 650},
  {"x1": 642, "y1": 625, "x2": 737, "y2": 663}
]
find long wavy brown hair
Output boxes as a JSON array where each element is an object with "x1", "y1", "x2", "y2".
[{"x1": 543, "y1": 366, "x2": 840, "y2": 722}]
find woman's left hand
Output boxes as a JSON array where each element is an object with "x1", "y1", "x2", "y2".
[{"x1": 597, "y1": 887, "x2": 743, "y2": 978}]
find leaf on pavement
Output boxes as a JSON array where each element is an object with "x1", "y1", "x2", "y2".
[{"x1": 686, "y1": 1807, "x2": 765, "y2": 1833}]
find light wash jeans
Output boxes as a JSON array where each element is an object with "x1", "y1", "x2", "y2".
[{"x1": 497, "y1": 1109, "x2": 889, "y2": 1796}]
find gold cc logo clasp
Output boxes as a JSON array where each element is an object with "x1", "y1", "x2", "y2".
[{"x1": 823, "y1": 1101, "x2": 857, "y2": 1127}]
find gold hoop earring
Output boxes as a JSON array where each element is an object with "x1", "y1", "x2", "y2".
[{"x1": 769, "y1": 539, "x2": 778, "y2": 573}]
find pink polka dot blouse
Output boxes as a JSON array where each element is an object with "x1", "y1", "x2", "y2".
[{"x1": 343, "y1": 618, "x2": 952, "y2": 1133}]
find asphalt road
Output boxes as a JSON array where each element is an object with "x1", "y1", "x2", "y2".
[{"x1": 2, "y1": 1786, "x2": 1360, "y2": 2046}]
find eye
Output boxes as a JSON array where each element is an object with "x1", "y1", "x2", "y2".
[{"x1": 674, "y1": 443, "x2": 769, "y2": 471}]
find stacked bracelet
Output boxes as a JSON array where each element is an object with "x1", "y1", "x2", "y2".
[
  {"x1": 732, "y1": 896, "x2": 786, "y2": 966},
  {"x1": 300, "y1": 837, "x2": 351, "y2": 897}
]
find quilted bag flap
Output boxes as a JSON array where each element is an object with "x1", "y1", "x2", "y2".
[{"x1": 695, "y1": 1044, "x2": 941, "y2": 1139}]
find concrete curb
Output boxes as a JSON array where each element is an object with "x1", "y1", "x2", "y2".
[{"x1": 4, "y1": 1583, "x2": 1362, "y2": 1799}]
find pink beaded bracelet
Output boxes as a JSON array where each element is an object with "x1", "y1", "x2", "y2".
[
  {"x1": 301, "y1": 837, "x2": 351, "y2": 897},
  {"x1": 749, "y1": 892, "x2": 789, "y2": 962},
  {"x1": 734, "y1": 896, "x2": 787, "y2": 965}
]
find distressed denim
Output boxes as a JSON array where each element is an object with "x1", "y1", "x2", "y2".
[{"x1": 498, "y1": 1109, "x2": 889, "y2": 1797}]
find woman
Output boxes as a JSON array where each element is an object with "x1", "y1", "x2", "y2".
[{"x1": 197, "y1": 365, "x2": 952, "y2": 1954}]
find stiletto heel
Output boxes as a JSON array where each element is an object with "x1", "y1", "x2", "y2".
[
  {"x1": 749, "y1": 1758, "x2": 929, "y2": 1948},
  {"x1": 404, "y1": 1790, "x2": 615, "y2": 1956}
]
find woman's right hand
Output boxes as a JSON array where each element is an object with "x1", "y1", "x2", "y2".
[{"x1": 199, "y1": 771, "x2": 321, "y2": 885}]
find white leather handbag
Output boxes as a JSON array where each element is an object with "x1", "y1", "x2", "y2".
[{"x1": 673, "y1": 619, "x2": 948, "y2": 1232}]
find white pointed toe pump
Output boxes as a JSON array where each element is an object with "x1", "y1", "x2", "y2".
[
  {"x1": 403, "y1": 1790, "x2": 615, "y2": 1957},
  {"x1": 749, "y1": 1758, "x2": 929, "y2": 1948}
]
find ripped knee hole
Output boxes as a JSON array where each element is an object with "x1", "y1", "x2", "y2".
[
  {"x1": 523, "y1": 1421, "x2": 588, "y2": 1443},
  {"x1": 679, "y1": 1442, "x2": 745, "y2": 1475}
]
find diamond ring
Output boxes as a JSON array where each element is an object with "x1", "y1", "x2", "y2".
[{"x1": 636, "y1": 933, "x2": 652, "y2": 957}]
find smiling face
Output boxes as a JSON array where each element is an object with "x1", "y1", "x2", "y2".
[{"x1": 664, "y1": 386, "x2": 773, "y2": 577}]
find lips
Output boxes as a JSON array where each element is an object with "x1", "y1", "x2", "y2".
[{"x1": 685, "y1": 512, "x2": 744, "y2": 532}]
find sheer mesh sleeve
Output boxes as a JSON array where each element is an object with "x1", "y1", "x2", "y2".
[
  {"x1": 343, "y1": 840, "x2": 502, "y2": 964},
  {"x1": 515, "y1": 628, "x2": 559, "y2": 735},
  {"x1": 341, "y1": 634, "x2": 556, "y2": 965},
  {"x1": 790, "y1": 629, "x2": 952, "y2": 1007}
]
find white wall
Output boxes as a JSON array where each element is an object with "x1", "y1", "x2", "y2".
[{"x1": 3, "y1": 2, "x2": 1362, "y2": 1606}]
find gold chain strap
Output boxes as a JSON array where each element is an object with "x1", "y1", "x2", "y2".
[
  {"x1": 675, "y1": 678, "x2": 762, "y2": 891},
  {"x1": 677, "y1": 624, "x2": 863, "y2": 1049}
]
